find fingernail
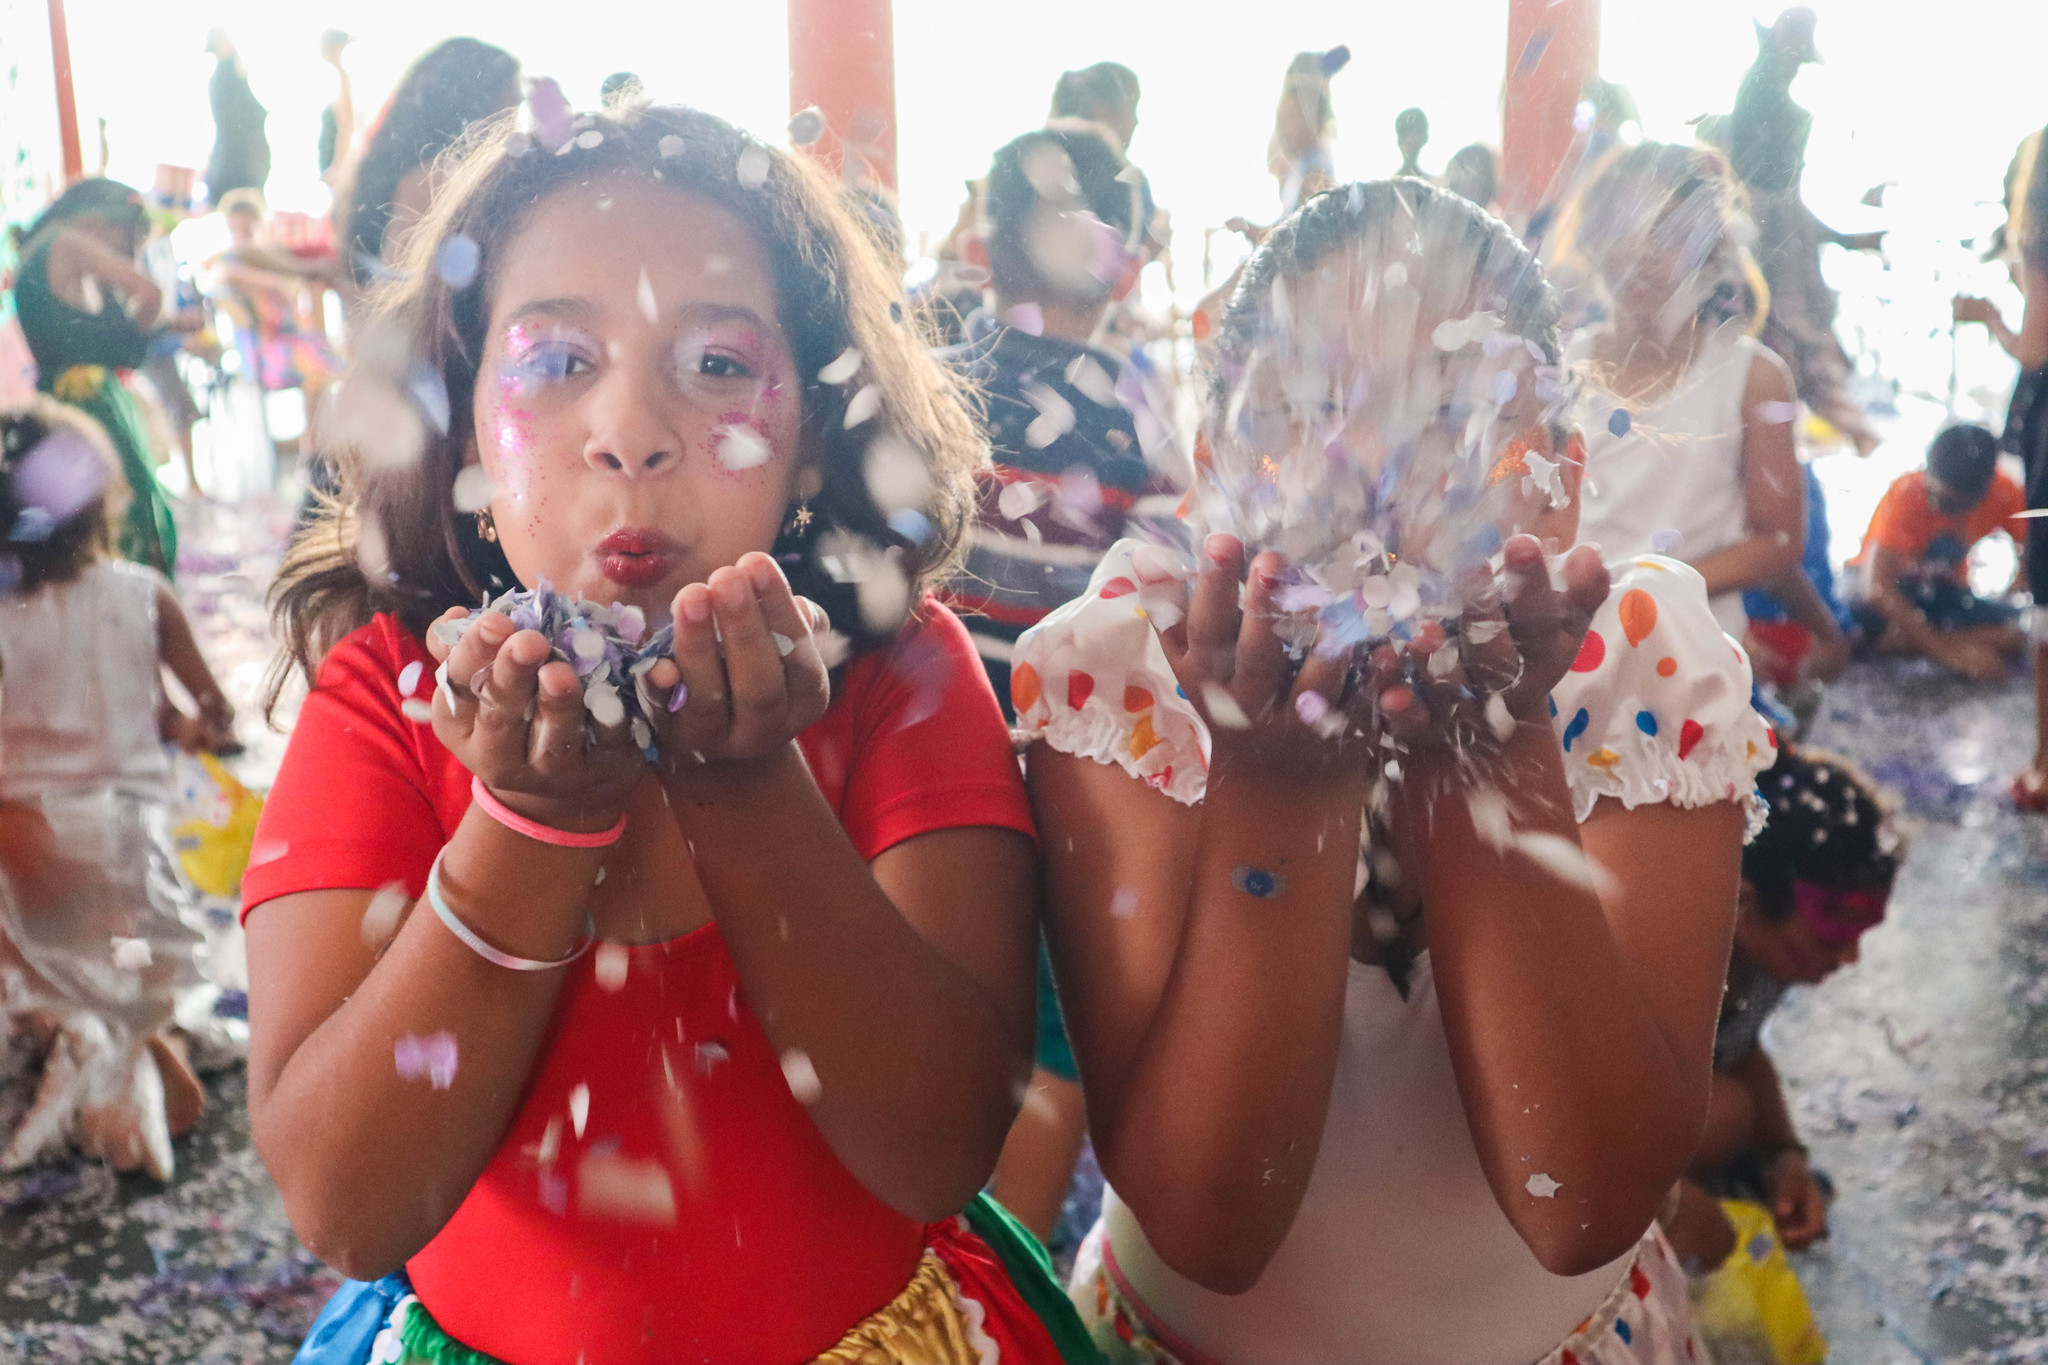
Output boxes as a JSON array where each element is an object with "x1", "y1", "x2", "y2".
[
  {"x1": 744, "y1": 555, "x2": 780, "y2": 592},
  {"x1": 1205, "y1": 533, "x2": 1241, "y2": 565},
  {"x1": 682, "y1": 588, "x2": 712, "y2": 623}
]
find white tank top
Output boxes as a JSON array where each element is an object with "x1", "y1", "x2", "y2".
[
  {"x1": 0, "y1": 559, "x2": 168, "y2": 799},
  {"x1": 1104, "y1": 953, "x2": 1630, "y2": 1365},
  {"x1": 1574, "y1": 328, "x2": 1762, "y2": 639}
]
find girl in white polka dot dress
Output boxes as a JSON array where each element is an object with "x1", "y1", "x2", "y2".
[{"x1": 1013, "y1": 182, "x2": 1774, "y2": 1365}]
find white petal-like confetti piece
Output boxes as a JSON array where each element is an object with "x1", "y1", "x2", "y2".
[
  {"x1": 1486, "y1": 694, "x2": 1515, "y2": 740},
  {"x1": 394, "y1": 1032, "x2": 458, "y2": 1089},
  {"x1": 713, "y1": 423, "x2": 771, "y2": 471},
  {"x1": 575, "y1": 128, "x2": 603, "y2": 149},
  {"x1": 111, "y1": 937, "x2": 151, "y2": 970},
  {"x1": 996, "y1": 479, "x2": 1045, "y2": 521},
  {"x1": 843, "y1": 384, "x2": 882, "y2": 429},
  {"x1": 771, "y1": 631, "x2": 795, "y2": 658},
  {"x1": 1202, "y1": 683, "x2": 1251, "y2": 730},
  {"x1": 735, "y1": 145, "x2": 770, "y2": 190},
  {"x1": 361, "y1": 882, "x2": 410, "y2": 948},
  {"x1": 569, "y1": 1082, "x2": 590, "y2": 1138},
  {"x1": 780, "y1": 1049, "x2": 822, "y2": 1104},
  {"x1": 658, "y1": 134, "x2": 686, "y2": 158},
  {"x1": 1110, "y1": 888, "x2": 1139, "y2": 918},
  {"x1": 452, "y1": 464, "x2": 496, "y2": 514},
  {"x1": 400, "y1": 699, "x2": 434, "y2": 723},
  {"x1": 593, "y1": 942, "x2": 629, "y2": 992},
  {"x1": 398, "y1": 660, "x2": 425, "y2": 696},
  {"x1": 1526, "y1": 1172, "x2": 1561, "y2": 1198},
  {"x1": 818, "y1": 347, "x2": 861, "y2": 386}
]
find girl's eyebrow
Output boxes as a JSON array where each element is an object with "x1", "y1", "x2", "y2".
[
  {"x1": 499, "y1": 297, "x2": 597, "y2": 329},
  {"x1": 678, "y1": 302, "x2": 781, "y2": 336}
]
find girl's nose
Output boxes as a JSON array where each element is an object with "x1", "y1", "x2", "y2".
[{"x1": 583, "y1": 370, "x2": 683, "y2": 477}]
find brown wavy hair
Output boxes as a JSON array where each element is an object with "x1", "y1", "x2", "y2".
[{"x1": 268, "y1": 102, "x2": 986, "y2": 716}]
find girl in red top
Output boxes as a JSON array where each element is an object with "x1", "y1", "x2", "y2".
[{"x1": 245, "y1": 102, "x2": 1088, "y2": 1365}]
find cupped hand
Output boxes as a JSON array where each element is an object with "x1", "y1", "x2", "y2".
[
  {"x1": 1377, "y1": 536, "x2": 1610, "y2": 749},
  {"x1": 428, "y1": 607, "x2": 644, "y2": 832},
  {"x1": 1158, "y1": 534, "x2": 1388, "y2": 782},
  {"x1": 656, "y1": 551, "x2": 831, "y2": 769}
]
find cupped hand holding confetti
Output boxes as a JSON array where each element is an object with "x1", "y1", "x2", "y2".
[
  {"x1": 426, "y1": 601, "x2": 646, "y2": 833},
  {"x1": 657, "y1": 551, "x2": 831, "y2": 769},
  {"x1": 1155, "y1": 533, "x2": 1401, "y2": 784}
]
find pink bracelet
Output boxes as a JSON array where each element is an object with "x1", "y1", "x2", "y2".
[{"x1": 470, "y1": 776, "x2": 627, "y2": 848}]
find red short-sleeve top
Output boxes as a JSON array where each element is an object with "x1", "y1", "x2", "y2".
[{"x1": 243, "y1": 601, "x2": 1035, "y2": 1365}]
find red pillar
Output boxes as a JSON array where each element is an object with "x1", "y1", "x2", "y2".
[
  {"x1": 788, "y1": 0, "x2": 897, "y2": 192},
  {"x1": 1500, "y1": 0, "x2": 1600, "y2": 219},
  {"x1": 47, "y1": 0, "x2": 83, "y2": 183}
]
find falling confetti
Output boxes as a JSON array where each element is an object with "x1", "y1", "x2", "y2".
[
  {"x1": 569, "y1": 1082, "x2": 590, "y2": 1137},
  {"x1": 111, "y1": 937, "x2": 151, "y2": 971},
  {"x1": 1526, "y1": 1172, "x2": 1561, "y2": 1198},
  {"x1": 735, "y1": 145, "x2": 771, "y2": 190},
  {"x1": 397, "y1": 660, "x2": 424, "y2": 696},
  {"x1": 636, "y1": 268, "x2": 659, "y2": 324},
  {"x1": 843, "y1": 384, "x2": 882, "y2": 429},
  {"x1": 361, "y1": 882, "x2": 411, "y2": 949},
  {"x1": 399, "y1": 698, "x2": 434, "y2": 723},
  {"x1": 787, "y1": 106, "x2": 826, "y2": 146},
  {"x1": 658, "y1": 134, "x2": 686, "y2": 158},
  {"x1": 1607, "y1": 408, "x2": 1633, "y2": 437},
  {"x1": 593, "y1": 942, "x2": 629, "y2": 992},
  {"x1": 712, "y1": 423, "x2": 772, "y2": 471},
  {"x1": 818, "y1": 347, "x2": 861, "y2": 386},
  {"x1": 780, "y1": 1049, "x2": 822, "y2": 1104},
  {"x1": 435, "y1": 235, "x2": 480, "y2": 290},
  {"x1": 394, "y1": 1032, "x2": 458, "y2": 1090}
]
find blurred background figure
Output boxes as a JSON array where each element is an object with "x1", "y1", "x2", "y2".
[
  {"x1": 333, "y1": 36, "x2": 521, "y2": 287},
  {"x1": 317, "y1": 30, "x2": 355, "y2": 189},
  {"x1": 202, "y1": 30, "x2": 269, "y2": 205},
  {"x1": 1268, "y1": 47, "x2": 1347, "y2": 213},
  {"x1": 205, "y1": 190, "x2": 343, "y2": 461},
  {"x1": 1725, "y1": 7, "x2": 1886, "y2": 455},
  {"x1": 1394, "y1": 104, "x2": 1430, "y2": 178},
  {"x1": 1441, "y1": 141, "x2": 1499, "y2": 211},
  {"x1": 1847, "y1": 422, "x2": 2027, "y2": 682},
  {"x1": 9, "y1": 179, "x2": 197, "y2": 579},
  {"x1": 1049, "y1": 61, "x2": 1140, "y2": 156},
  {"x1": 599, "y1": 70, "x2": 644, "y2": 106}
]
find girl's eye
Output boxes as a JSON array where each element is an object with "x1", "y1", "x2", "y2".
[
  {"x1": 696, "y1": 351, "x2": 753, "y2": 380},
  {"x1": 502, "y1": 340, "x2": 593, "y2": 392}
]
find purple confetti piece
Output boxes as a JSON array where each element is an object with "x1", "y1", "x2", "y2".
[
  {"x1": 394, "y1": 1031, "x2": 459, "y2": 1090},
  {"x1": 526, "y1": 77, "x2": 574, "y2": 152},
  {"x1": 668, "y1": 682, "x2": 688, "y2": 712}
]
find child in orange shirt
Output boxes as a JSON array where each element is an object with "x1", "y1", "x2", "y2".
[{"x1": 1851, "y1": 423, "x2": 2027, "y2": 680}]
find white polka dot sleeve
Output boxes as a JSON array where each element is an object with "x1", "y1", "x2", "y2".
[
  {"x1": 1010, "y1": 539, "x2": 1213, "y2": 806},
  {"x1": 1548, "y1": 555, "x2": 1775, "y2": 831}
]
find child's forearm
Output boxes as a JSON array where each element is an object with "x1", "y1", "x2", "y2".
[
  {"x1": 1689, "y1": 530, "x2": 1802, "y2": 600},
  {"x1": 248, "y1": 809, "x2": 601, "y2": 1279},
  {"x1": 1730, "y1": 1042, "x2": 1802, "y2": 1155},
  {"x1": 1095, "y1": 747, "x2": 1363, "y2": 1291},
  {"x1": 1412, "y1": 729, "x2": 1741, "y2": 1276},
  {"x1": 660, "y1": 743, "x2": 1035, "y2": 1222}
]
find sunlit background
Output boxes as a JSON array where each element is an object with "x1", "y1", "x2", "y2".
[{"x1": 6, "y1": 0, "x2": 2048, "y2": 555}]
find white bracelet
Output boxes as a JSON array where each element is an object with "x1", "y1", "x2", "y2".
[{"x1": 426, "y1": 849, "x2": 596, "y2": 972}]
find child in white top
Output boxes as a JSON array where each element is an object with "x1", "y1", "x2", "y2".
[
  {"x1": 1549, "y1": 142, "x2": 1805, "y2": 643},
  {"x1": 1014, "y1": 181, "x2": 1774, "y2": 1365},
  {"x1": 0, "y1": 400, "x2": 234, "y2": 1180}
]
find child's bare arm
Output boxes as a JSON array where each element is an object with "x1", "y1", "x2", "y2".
[
  {"x1": 246, "y1": 618, "x2": 635, "y2": 1279},
  {"x1": 1417, "y1": 759, "x2": 1744, "y2": 1277},
  {"x1": 1688, "y1": 351, "x2": 1805, "y2": 597},
  {"x1": 154, "y1": 582, "x2": 233, "y2": 741},
  {"x1": 656, "y1": 558, "x2": 1042, "y2": 1223}
]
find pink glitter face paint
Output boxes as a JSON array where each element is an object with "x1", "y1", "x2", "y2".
[
  {"x1": 710, "y1": 410, "x2": 773, "y2": 473},
  {"x1": 498, "y1": 322, "x2": 598, "y2": 398}
]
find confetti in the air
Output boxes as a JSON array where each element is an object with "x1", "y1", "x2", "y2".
[
  {"x1": 569, "y1": 1082, "x2": 590, "y2": 1137},
  {"x1": 435, "y1": 235, "x2": 480, "y2": 290},
  {"x1": 735, "y1": 145, "x2": 771, "y2": 190},
  {"x1": 394, "y1": 1032, "x2": 458, "y2": 1089},
  {"x1": 593, "y1": 942, "x2": 629, "y2": 992},
  {"x1": 787, "y1": 106, "x2": 826, "y2": 146},
  {"x1": 843, "y1": 384, "x2": 882, "y2": 429},
  {"x1": 780, "y1": 1049, "x2": 822, "y2": 1104},
  {"x1": 111, "y1": 937, "x2": 151, "y2": 971},
  {"x1": 453, "y1": 465, "x2": 496, "y2": 515},
  {"x1": 713, "y1": 423, "x2": 772, "y2": 471},
  {"x1": 361, "y1": 882, "x2": 410, "y2": 949},
  {"x1": 818, "y1": 347, "x2": 862, "y2": 386}
]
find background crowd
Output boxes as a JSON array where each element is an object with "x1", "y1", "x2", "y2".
[{"x1": 0, "y1": 5, "x2": 2042, "y2": 1364}]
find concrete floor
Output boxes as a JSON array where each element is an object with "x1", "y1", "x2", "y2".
[{"x1": 2, "y1": 512, "x2": 2044, "y2": 1361}]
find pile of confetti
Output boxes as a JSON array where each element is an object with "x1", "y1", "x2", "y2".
[{"x1": 434, "y1": 585, "x2": 680, "y2": 761}]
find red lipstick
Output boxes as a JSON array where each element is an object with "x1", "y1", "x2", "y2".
[{"x1": 596, "y1": 527, "x2": 682, "y2": 588}]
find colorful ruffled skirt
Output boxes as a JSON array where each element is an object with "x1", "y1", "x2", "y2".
[{"x1": 292, "y1": 1193, "x2": 1101, "y2": 1364}]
